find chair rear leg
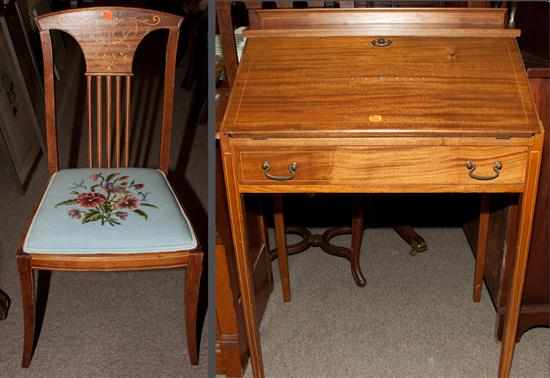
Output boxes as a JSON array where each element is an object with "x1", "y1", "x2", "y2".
[
  {"x1": 17, "y1": 254, "x2": 35, "y2": 368},
  {"x1": 185, "y1": 253, "x2": 203, "y2": 365}
]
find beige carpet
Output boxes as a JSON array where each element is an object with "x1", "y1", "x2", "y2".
[{"x1": 240, "y1": 228, "x2": 550, "y2": 378}]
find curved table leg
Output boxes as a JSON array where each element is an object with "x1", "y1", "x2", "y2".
[
  {"x1": 271, "y1": 198, "x2": 430, "y2": 286},
  {"x1": 351, "y1": 198, "x2": 367, "y2": 286},
  {"x1": 270, "y1": 196, "x2": 367, "y2": 287}
]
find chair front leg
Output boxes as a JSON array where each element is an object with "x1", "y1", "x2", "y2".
[
  {"x1": 185, "y1": 253, "x2": 203, "y2": 365},
  {"x1": 17, "y1": 253, "x2": 35, "y2": 368}
]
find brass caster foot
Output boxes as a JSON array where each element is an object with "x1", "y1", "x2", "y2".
[{"x1": 409, "y1": 238, "x2": 428, "y2": 256}]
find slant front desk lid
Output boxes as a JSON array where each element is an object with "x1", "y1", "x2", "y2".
[{"x1": 221, "y1": 34, "x2": 541, "y2": 138}]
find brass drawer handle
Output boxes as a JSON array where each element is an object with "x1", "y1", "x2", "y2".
[
  {"x1": 262, "y1": 161, "x2": 297, "y2": 181},
  {"x1": 371, "y1": 38, "x2": 392, "y2": 48},
  {"x1": 466, "y1": 160, "x2": 502, "y2": 181}
]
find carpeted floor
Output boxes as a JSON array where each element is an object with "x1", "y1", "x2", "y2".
[
  {"x1": 0, "y1": 19, "x2": 208, "y2": 377},
  {"x1": 240, "y1": 228, "x2": 550, "y2": 378}
]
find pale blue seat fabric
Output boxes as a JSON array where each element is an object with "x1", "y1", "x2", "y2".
[{"x1": 23, "y1": 168, "x2": 197, "y2": 254}]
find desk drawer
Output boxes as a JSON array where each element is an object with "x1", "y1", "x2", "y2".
[{"x1": 237, "y1": 145, "x2": 528, "y2": 187}]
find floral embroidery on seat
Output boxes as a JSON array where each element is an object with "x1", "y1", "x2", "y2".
[{"x1": 55, "y1": 172, "x2": 158, "y2": 226}]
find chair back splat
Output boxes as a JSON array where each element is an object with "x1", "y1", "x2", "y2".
[{"x1": 36, "y1": 7, "x2": 183, "y2": 174}]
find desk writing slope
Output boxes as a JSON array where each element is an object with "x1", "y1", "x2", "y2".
[{"x1": 223, "y1": 36, "x2": 540, "y2": 137}]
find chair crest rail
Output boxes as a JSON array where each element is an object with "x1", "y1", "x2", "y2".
[{"x1": 36, "y1": 7, "x2": 183, "y2": 173}]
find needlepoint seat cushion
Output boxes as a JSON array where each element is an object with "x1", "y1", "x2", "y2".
[{"x1": 23, "y1": 168, "x2": 197, "y2": 254}]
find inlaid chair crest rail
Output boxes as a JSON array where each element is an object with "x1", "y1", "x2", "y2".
[
  {"x1": 36, "y1": 7, "x2": 182, "y2": 173},
  {"x1": 220, "y1": 8, "x2": 544, "y2": 378}
]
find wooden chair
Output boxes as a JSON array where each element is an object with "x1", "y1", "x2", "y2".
[{"x1": 16, "y1": 7, "x2": 203, "y2": 367}]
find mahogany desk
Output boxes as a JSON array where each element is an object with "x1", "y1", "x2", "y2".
[{"x1": 219, "y1": 10, "x2": 544, "y2": 378}]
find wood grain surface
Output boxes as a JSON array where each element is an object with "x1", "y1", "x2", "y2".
[
  {"x1": 244, "y1": 27, "x2": 521, "y2": 38},
  {"x1": 237, "y1": 144, "x2": 528, "y2": 187},
  {"x1": 222, "y1": 37, "x2": 539, "y2": 138},
  {"x1": 254, "y1": 8, "x2": 508, "y2": 29},
  {"x1": 36, "y1": 7, "x2": 182, "y2": 74}
]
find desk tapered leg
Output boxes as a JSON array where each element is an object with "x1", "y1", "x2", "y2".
[
  {"x1": 221, "y1": 149, "x2": 265, "y2": 378},
  {"x1": 273, "y1": 195, "x2": 291, "y2": 302},
  {"x1": 473, "y1": 195, "x2": 490, "y2": 302},
  {"x1": 498, "y1": 139, "x2": 543, "y2": 378}
]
